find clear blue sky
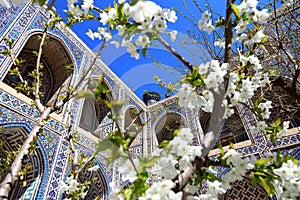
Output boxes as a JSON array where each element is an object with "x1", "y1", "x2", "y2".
[{"x1": 54, "y1": 0, "x2": 226, "y2": 100}]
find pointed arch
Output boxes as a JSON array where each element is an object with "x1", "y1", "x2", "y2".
[
  {"x1": 62, "y1": 160, "x2": 109, "y2": 200},
  {"x1": 79, "y1": 78, "x2": 114, "y2": 137},
  {"x1": 154, "y1": 111, "x2": 186, "y2": 145},
  {"x1": 0, "y1": 125, "x2": 47, "y2": 200},
  {"x1": 2, "y1": 32, "x2": 75, "y2": 105},
  {"x1": 123, "y1": 105, "x2": 142, "y2": 132}
]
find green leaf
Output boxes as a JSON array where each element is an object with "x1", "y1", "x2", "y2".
[
  {"x1": 158, "y1": 140, "x2": 169, "y2": 148},
  {"x1": 231, "y1": 4, "x2": 240, "y2": 19},
  {"x1": 75, "y1": 90, "x2": 95, "y2": 99},
  {"x1": 123, "y1": 188, "x2": 133, "y2": 200},
  {"x1": 111, "y1": 101, "x2": 125, "y2": 120},
  {"x1": 253, "y1": 97, "x2": 263, "y2": 107},
  {"x1": 215, "y1": 18, "x2": 225, "y2": 28},
  {"x1": 218, "y1": 145, "x2": 225, "y2": 157},
  {"x1": 140, "y1": 156, "x2": 159, "y2": 168},
  {"x1": 255, "y1": 159, "x2": 266, "y2": 166},
  {"x1": 206, "y1": 172, "x2": 218, "y2": 181},
  {"x1": 259, "y1": 177, "x2": 271, "y2": 195},
  {"x1": 96, "y1": 138, "x2": 114, "y2": 153},
  {"x1": 108, "y1": 145, "x2": 126, "y2": 164},
  {"x1": 251, "y1": 176, "x2": 260, "y2": 185},
  {"x1": 254, "y1": 171, "x2": 266, "y2": 177}
]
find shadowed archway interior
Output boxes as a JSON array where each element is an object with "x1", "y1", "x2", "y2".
[
  {"x1": 155, "y1": 112, "x2": 186, "y2": 144},
  {"x1": 3, "y1": 33, "x2": 73, "y2": 105},
  {"x1": 0, "y1": 127, "x2": 44, "y2": 200}
]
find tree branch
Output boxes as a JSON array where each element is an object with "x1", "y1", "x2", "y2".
[
  {"x1": 172, "y1": 0, "x2": 234, "y2": 193},
  {"x1": 157, "y1": 35, "x2": 194, "y2": 71}
]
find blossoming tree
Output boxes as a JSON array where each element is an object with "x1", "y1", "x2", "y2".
[{"x1": 0, "y1": 0, "x2": 300, "y2": 200}]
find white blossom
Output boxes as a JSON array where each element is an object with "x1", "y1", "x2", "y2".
[
  {"x1": 110, "y1": 40, "x2": 120, "y2": 49},
  {"x1": 202, "y1": 11, "x2": 211, "y2": 21},
  {"x1": 235, "y1": 19, "x2": 248, "y2": 34},
  {"x1": 154, "y1": 18, "x2": 167, "y2": 32},
  {"x1": 198, "y1": 63, "x2": 208, "y2": 75},
  {"x1": 87, "y1": 165, "x2": 100, "y2": 172},
  {"x1": 254, "y1": 121, "x2": 268, "y2": 132},
  {"x1": 207, "y1": 180, "x2": 226, "y2": 198},
  {"x1": 100, "y1": 12, "x2": 110, "y2": 25},
  {"x1": 250, "y1": 30, "x2": 266, "y2": 44},
  {"x1": 108, "y1": 8, "x2": 117, "y2": 19},
  {"x1": 128, "y1": 1, "x2": 162, "y2": 23},
  {"x1": 177, "y1": 128, "x2": 194, "y2": 142},
  {"x1": 198, "y1": 19, "x2": 206, "y2": 30},
  {"x1": 108, "y1": 182, "x2": 124, "y2": 200},
  {"x1": 168, "y1": 30, "x2": 177, "y2": 42},
  {"x1": 135, "y1": 35, "x2": 150, "y2": 48},
  {"x1": 139, "y1": 180, "x2": 182, "y2": 200},
  {"x1": 118, "y1": 159, "x2": 139, "y2": 182},
  {"x1": 163, "y1": 9, "x2": 177, "y2": 23},
  {"x1": 278, "y1": 121, "x2": 290, "y2": 137},
  {"x1": 204, "y1": 20, "x2": 214, "y2": 34},
  {"x1": 152, "y1": 154, "x2": 178, "y2": 179},
  {"x1": 86, "y1": 29, "x2": 95, "y2": 40},
  {"x1": 81, "y1": 0, "x2": 93, "y2": 13},
  {"x1": 247, "y1": 0, "x2": 258, "y2": 8},
  {"x1": 253, "y1": 9, "x2": 270, "y2": 23},
  {"x1": 273, "y1": 160, "x2": 300, "y2": 199},
  {"x1": 214, "y1": 39, "x2": 225, "y2": 48},
  {"x1": 177, "y1": 83, "x2": 201, "y2": 109}
]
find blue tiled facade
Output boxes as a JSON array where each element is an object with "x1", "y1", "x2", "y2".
[{"x1": 0, "y1": 2, "x2": 299, "y2": 200}]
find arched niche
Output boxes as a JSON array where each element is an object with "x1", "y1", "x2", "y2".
[
  {"x1": 199, "y1": 108, "x2": 249, "y2": 147},
  {"x1": 62, "y1": 161, "x2": 109, "y2": 200},
  {"x1": 0, "y1": 127, "x2": 45, "y2": 200},
  {"x1": 77, "y1": 162, "x2": 109, "y2": 199},
  {"x1": 124, "y1": 106, "x2": 142, "y2": 133},
  {"x1": 154, "y1": 112, "x2": 186, "y2": 144},
  {"x1": 3, "y1": 33, "x2": 74, "y2": 105},
  {"x1": 79, "y1": 78, "x2": 113, "y2": 137}
]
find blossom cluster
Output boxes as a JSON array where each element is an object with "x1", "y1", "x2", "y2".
[
  {"x1": 226, "y1": 54, "x2": 269, "y2": 118},
  {"x1": 273, "y1": 159, "x2": 300, "y2": 199},
  {"x1": 60, "y1": 176, "x2": 88, "y2": 199},
  {"x1": 177, "y1": 83, "x2": 203, "y2": 110},
  {"x1": 151, "y1": 128, "x2": 202, "y2": 178},
  {"x1": 178, "y1": 60, "x2": 227, "y2": 111},
  {"x1": 67, "y1": 0, "x2": 94, "y2": 18},
  {"x1": 194, "y1": 149, "x2": 254, "y2": 200},
  {"x1": 118, "y1": 158, "x2": 139, "y2": 182},
  {"x1": 139, "y1": 180, "x2": 182, "y2": 200},
  {"x1": 84, "y1": 1, "x2": 178, "y2": 59},
  {"x1": 119, "y1": 1, "x2": 177, "y2": 59},
  {"x1": 198, "y1": 11, "x2": 215, "y2": 34},
  {"x1": 235, "y1": 0, "x2": 270, "y2": 44}
]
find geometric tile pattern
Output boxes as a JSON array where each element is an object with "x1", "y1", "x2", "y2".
[
  {"x1": 0, "y1": 3, "x2": 24, "y2": 36},
  {"x1": 221, "y1": 177, "x2": 269, "y2": 200}
]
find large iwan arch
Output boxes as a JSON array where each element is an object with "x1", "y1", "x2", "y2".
[{"x1": 2, "y1": 32, "x2": 75, "y2": 105}]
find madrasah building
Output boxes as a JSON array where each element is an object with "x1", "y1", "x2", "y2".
[{"x1": 0, "y1": 2, "x2": 299, "y2": 200}]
